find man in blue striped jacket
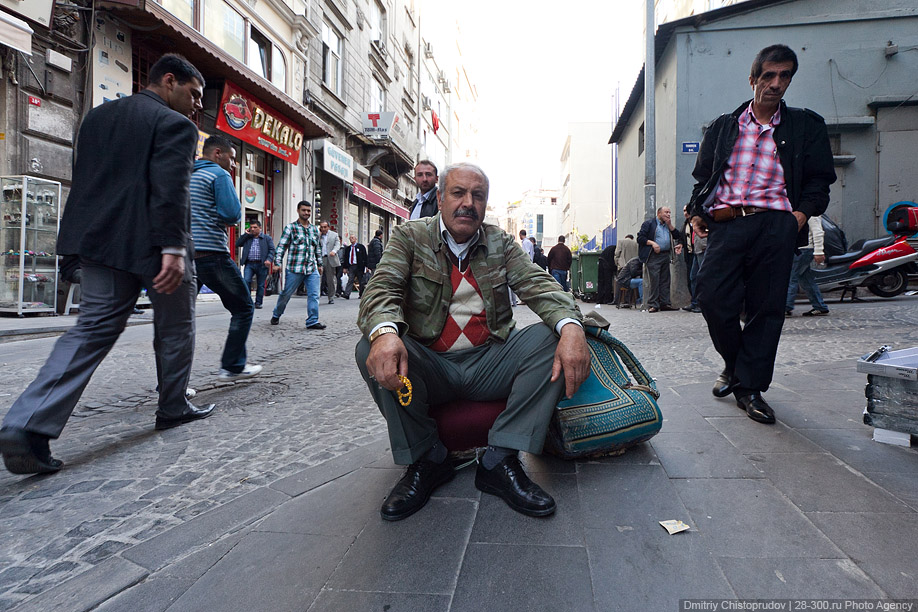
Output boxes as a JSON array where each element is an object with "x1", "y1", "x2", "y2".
[{"x1": 191, "y1": 135, "x2": 262, "y2": 382}]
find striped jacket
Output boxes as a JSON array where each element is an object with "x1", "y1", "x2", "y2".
[
  {"x1": 358, "y1": 213, "x2": 583, "y2": 345},
  {"x1": 190, "y1": 159, "x2": 241, "y2": 253}
]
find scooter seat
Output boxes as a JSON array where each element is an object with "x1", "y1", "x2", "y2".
[{"x1": 826, "y1": 235, "x2": 895, "y2": 265}]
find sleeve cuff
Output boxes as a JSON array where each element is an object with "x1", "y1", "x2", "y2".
[
  {"x1": 161, "y1": 247, "x2": 187, "y2": 257},
  {"x1": 370, "y1": 322, "x2": 399, "y2": 338},
  {"x1": 555, "y1": 318, "x2": 582, "y2": 335}
]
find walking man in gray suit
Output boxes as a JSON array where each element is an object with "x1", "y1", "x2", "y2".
[
  {"x1": 319, "y1": 221, "x2": 341, "y2": 304},
  {"x1": 0, "y1": 54, "x2": 214, "y2": 476}
]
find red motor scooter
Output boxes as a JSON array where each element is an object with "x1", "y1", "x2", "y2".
[{"x1": 812, "y1": 203, "x2": 918, "y2": 298}]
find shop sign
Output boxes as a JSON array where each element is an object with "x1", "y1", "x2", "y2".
[
  {"x1": 328, "y1": 185, "x2": 340, "y2": 232},
  {"x1": 361, "y1": 111, "x2": 406, "y2": 142},
  {"x1": 322, "y1": 140, "x2": 353, "y2": 183},
  {"x1": 352, "y1": 182, "x2": 409, "y2": 220},
  {"x1": 216, "y1": 81, "x2": 304, "y2": 165}
]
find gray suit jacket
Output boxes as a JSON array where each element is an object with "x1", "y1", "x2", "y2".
[{"x1": 322, "y1": 230, "x2": 341, "y2": 267}]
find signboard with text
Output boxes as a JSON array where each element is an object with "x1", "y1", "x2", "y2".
[
  {"x1": 352, "y1": 182, "x2": 409, "y2": 220},
  {"x1": 322, "y1": 140, "x2": 353, "y2": 183},
  {"x1": 361, "y1": 111, "x2": 406, "y2": 142},
  {"x1": 215, "y1": 81, "x2": 304, "y2": 165}
]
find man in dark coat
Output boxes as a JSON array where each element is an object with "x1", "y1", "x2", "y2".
[
  {"x1": 236, "y1": 220, "x2": 275, "y2": 309},
  {"x1": 0, "y1": 54, "x2": 214, "y2": 476},
  {"x1": 367, "y1": 229, "x2": 384, "y2": 275},
  {"x1": 341, "y1": 234, "x2": 369, "y2": 298},
  {"x1": 688, "y1": 44, "x2": 836, "y2": 424}
]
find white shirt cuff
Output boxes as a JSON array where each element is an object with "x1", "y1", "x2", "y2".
[
  {"x1": 555, "y1": 318, "x2": 582, "y2": 334},
  {"x1": 370, "y1": 322, "x2": 399, "y2": 337},
  {"x1": 162, "y1": 247, "x2": 187, "y2": 257}
]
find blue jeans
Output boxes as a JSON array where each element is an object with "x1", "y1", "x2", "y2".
[
  {"x1": 550, "y1": 269, "x2": 569, "y2": 292},
  {"x1": 273, "y1": 269, "x2": 320, "y2": 325},
  {"x1": 243, "y1": 261, "x2": 269, "y2": 306},
  {"x1": 786, "y1": 249, "x2": 829, "y2": 312},
  {"x1": 630, "y1": 278, "x2": 643, "y2": 303},
  {"x1": 195, "y1": 253, "x2": 253, "y2": 373}
]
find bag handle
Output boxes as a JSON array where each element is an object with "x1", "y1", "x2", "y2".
[{"x1": 584, "y1": 326, "x2": 660, "y2": 399}]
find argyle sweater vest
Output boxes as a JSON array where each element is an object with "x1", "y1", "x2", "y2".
[{"x1": 429, "y1": 263, "x2": 490, "y2": 352}]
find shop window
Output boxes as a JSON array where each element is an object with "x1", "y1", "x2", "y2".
[
  {"x1": 369, "y1": 78, "x2": 385, "y2": 112},
  {"x1": 322, "y1": 22, "x2": 343, "y2": 96},
  {"x1": 158, "y1": 0, "x2": 194, "y2": 26},
  {"x1": 203, "y1": 0, "x2": 244, "y2": 62}
]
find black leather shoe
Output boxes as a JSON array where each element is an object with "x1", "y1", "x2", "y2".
[
  {"x1": 475, "y1": 455, "x2": 556, "y2": 517},
  {"x1": 155, "y1": 404, "x2": 216, "y2": 430},
  {"x1": 736, "y1": 393, "x2": 776, "y2": 424},
  {"x1": 712, "y1": 369, "x2": 739, "y2": 398},
  {"x1": 381, "y1": 459, "x2": 455, "y2": 521},
  {"x1": 0, "y1": 428, "x2": 63, "y2": 474},
  {"x1": 270, "y1": 317, "x2": 279, "y2": 325},
  {"x1": 306, "y1": 322, "x2": 327, "y2": 330}
]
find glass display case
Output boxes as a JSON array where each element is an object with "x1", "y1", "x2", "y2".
[{"x1": 1, "y1": 176, "x2": 62, "y2": 316}]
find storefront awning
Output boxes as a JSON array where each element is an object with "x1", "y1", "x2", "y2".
[
  {"x1": 0, "y1": 10, "x2": 33, "y2": 55},
  {"x1": 97, "y1": 0, "x2": 331, "y2": 141},
  {"x1": 352, "y1": 182, "x2": 410, "y2": 220}
]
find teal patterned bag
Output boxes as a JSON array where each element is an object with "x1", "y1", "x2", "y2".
[{"x1": 545, "y1": 326, "x2": 663, "y2": 459}]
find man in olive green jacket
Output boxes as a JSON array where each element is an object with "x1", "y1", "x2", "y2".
[{"x1": 357, "y1": 162, "x2": 590, "y2": 521}]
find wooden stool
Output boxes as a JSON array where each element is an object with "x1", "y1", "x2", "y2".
[
  {"x1": 429, "y1": 399, "x2": 506, "y2": 451},
  {"x1": 617, "y1": 285, "x2": 639, "y2": 309}
]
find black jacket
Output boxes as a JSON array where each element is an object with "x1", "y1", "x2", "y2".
[
  {"x1": 341, "y1": 242, "x2": 368, "y2": 274},
  {"x1": 687, "y1": 99, "x2": 836, "y2": 246},
  {"x1": 616, "y1": 257, "x2": 643, "y2": 285},
  {"x1": 58, "y1": 90, "x2": 198, "y2": 279},
  {"x1": 236, "y1": 232, "x2": 275, "y2": 265},
  {"x1": 411, "y1": 187, "x2": 439, "y2": 218},
  {"x1": 367, "y1": 236, "x2": 384, "y2": 269}
]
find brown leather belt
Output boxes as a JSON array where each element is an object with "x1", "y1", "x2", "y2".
[{"x1": 710, "y1": 206, "x2": 769, "y2": 222}]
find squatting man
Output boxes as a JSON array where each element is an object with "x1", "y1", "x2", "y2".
[{"x1": 356, "y1": 162, "x2": 591, "y2": 521}]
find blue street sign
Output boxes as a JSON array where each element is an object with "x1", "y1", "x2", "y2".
[{"x1": 682, "y1": 142, "x2": 700, "y2": 154}]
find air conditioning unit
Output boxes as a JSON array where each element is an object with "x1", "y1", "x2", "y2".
[
  {"x1": 422, "y1": 95, "x2": 432, "y2": 110},
  {"x1": 424, "y1": 42, "x2": 434, "y2": 58},
  {"x1": 437, "y1": 69, "x2": 447, "y2": 83},
  {"x1": 441, "y1": 80, "x2": 451, "y2": 94},
  {"x1": 371, "y1": 39, "x2": 387, "y2": 56}
]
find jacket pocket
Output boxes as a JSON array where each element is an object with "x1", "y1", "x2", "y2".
[{"x1": 407, "y1": 264, "x2": 441, "y2": 315}]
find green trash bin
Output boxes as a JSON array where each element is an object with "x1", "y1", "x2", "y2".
[
  {"x1": 578, "y1": 251, "x2": 600, "y2": 301},
  {"x1": 569, "y1": 253, "x2": 580, "y2": 296}
]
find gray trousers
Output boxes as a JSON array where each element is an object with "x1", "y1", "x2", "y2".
[
  {"x1": 355, "y1": 323, "x2": 564, "y2": 464},
  {"x1": 2, "y1": 261, "x2": 196, "y2": 438},
  {"x1": 322, "y1": 256, "x2": 339, "y2": 299},
  {"x1": 645, "y1": 250, "x2": 672, "y2": 309}
]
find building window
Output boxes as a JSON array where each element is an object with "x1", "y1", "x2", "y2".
[
  {"x1": 158, "y1": 0, "x2": 194, "y2": 26},
  {"x1": 369, "y1": 1, "x2": 386, "y2": 44},
  {"x1": 247, "y1": 27, "x2": 287, "y2": 91},
  {"x1": 537, "y1": 214, "x2": 544, "y2": 236},
  {"x1": 369, "y1": 78, "x2": 385, "y2": 112},
  {"x1": 638, "y1": 122, "x2": 645, "y2": 156},
  {"x1": 203, "y1": 0, "x2": 244, "y2": 62},
  {"x1": 322, "y1": 22, "x2": 343, "y2": 96}
]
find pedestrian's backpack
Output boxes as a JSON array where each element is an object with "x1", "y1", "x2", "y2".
[{"x1": 545, "y1": 323, "x2": 663, "y2": 459}]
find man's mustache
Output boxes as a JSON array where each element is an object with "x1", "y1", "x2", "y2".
[{"x1": 454, "y1": 208, "x2": 479, "y2": 220}]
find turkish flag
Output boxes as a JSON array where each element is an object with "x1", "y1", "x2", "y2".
[{"x1": 432, "y1": 110, "x2": 440, "y2": 134}]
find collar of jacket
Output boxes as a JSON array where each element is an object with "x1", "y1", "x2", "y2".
[{"x1": 425, "y1": 212, "x2": 490, "y2": 256}]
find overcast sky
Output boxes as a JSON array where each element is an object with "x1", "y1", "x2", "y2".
[{"x1": 422, "y1": 1, "x2": 647, "y2": 207}]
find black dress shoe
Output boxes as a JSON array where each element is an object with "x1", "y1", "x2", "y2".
[
  {"x1": 381, "y1": 458, "x2": 455, "y2": 521},
  {"x1": 306, "y1": 322, "x2": 326, "y2": 330},
  {"x1": 155, "y1": 404, "x2": 216, "y2": 430},
  {"x1": 0, "y1": 428, "x2": 63, "y2": 474},
  {"x1": 736, "y1": 393, "x2": 776, "y2": 424},
  {"x1": 712, "y1": 369, "x2": 739, "y2": 398},
  {"x1": 254, "y1": 304, "x2": 262, "y2": 309},
  {"x1": 659, "y1": 304, "x2": 678, "y2": 312},
  {"x1": 270, "y1": 316, "x2": 279, "y2": 325},
  {"x1": 475, "y1": 455, "x2": 556, "y2": 517}
]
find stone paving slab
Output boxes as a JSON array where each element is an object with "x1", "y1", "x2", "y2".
[{"x1": 2, "y1": 294, "x2": 918, "y2": 609}]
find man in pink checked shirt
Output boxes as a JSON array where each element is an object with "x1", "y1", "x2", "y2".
[{"x1": 687, "y1": 44, "x2": 836, "y2": 425}]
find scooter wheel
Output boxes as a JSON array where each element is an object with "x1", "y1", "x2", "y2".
[{"x1": 867, "y1": 269, "x2": 908, "y2": 298}]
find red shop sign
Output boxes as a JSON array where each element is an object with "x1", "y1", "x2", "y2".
[
  {"x1": 215, "y1": 81, "x2": 304, "y2": 165},
  {"x1": 352, "y1": 182, "x2": 410, "y2": 219}
]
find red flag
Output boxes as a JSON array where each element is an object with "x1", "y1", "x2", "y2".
[{"x1": 431, "y1": 110, "x2": 440, "y2": 134}]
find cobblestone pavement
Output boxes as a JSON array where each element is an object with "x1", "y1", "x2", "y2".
[{"x1": 1, "y1": 289, "x2": 917, "y2": 609}]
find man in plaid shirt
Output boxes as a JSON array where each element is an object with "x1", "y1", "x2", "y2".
[
  {"x1": 270, "y1": 201, "x2": 326, "y2": 329},
  {"x1": 688, "y1": 44, "x2": 835, "y2": 425}
]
